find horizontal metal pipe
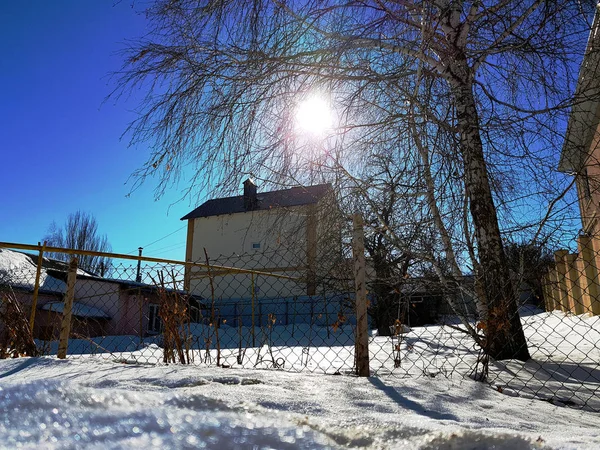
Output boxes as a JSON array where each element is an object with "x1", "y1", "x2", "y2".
[{"x1": 0, "y1": 241, "x2": 300, "y2": 281}]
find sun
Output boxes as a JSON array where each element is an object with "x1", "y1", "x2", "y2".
[{"x1": 296, "y1": 96, "x2": 333, "y2": 135}]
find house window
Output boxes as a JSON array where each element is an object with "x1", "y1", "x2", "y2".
[
  {"x1": 252, "y1": 242, "x2": 261, "y2": 249},
  {"x1": 189, "y1": 298, "x2": 202, "y2": 323},
  {"x1": 148, "y1": 304, "x2": 162, "y2": 333}
]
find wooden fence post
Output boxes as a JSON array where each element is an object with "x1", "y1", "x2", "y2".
[
  {"x1": 29, "y1": 241, "x2": 46, "y2": 332},
  {"x1": 578, "y1": 234, "x2": 600, "y2": 316},
  {"x1": 541, "y1": 274, "x2": 553, "y2": 311},
  {"x1": 554, "y1": 250, "x2": 570, "y2": 312},
  {"x1": 565, "y1": 253, "x2": 584, "y2": 315},
  {"x1": 575, "y1": 255, "x2": 592, "y2": 314},
  {"x1": 548, "y1": 267, "x2": 561, "y2": 310},
  {"x1": 352, "y1": 213, "x2": 370, "y2": 377},
  {"x1": 57, "y1": 257, "x2": 78, "y2": 359}
]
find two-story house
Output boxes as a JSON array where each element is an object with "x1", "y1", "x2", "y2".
[{"x1": 181, "y1": 179, "x2": 342, "y2": 302}]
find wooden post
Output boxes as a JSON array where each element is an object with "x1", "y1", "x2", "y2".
[
  {"x1": 184, "y1": 219, "x2": 195, "y2": 291},
  {"x1": 57, "y1": 257, "x2": 78, "y2": 359},
  {"x1": 541, "y1": 274, "x2": 552, "y2": 311},
  {"x1": 565, "y1": 254, "x2": 584, "y2": 315},
  {"x1": 352, "y1": 213, "x2": 370, "y2": 377},
  {"x1": 554, "y1": 250, "x2": 570, "y2": 312},
  {"x1": 251, "y1": 273, "x2": 256, "y2": 347},
  {"x1": 548, "y1": 267, "x2": 561, "y2": 310},
  {"x1": 578, "y1": 234, "x2": 600, "y2": 316},
  {"x1": 576, "y1": 256, "x2": 593, "y2": 314},
  {"x1": 29, "y1": 241, "x2": 46, "y2": 332},
  {"x1": 306, "y1": 204, "x2": 317, "y2": 296}
]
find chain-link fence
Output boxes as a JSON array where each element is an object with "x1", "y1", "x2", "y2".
[
  {"x1": 1, "y1": 239, "x2": 600, "y2": 412},
  {"x1": 0, "y1": 243, "x2": 359, "y2": 374}
]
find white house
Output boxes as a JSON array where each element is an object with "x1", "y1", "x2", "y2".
[{"x1": 181, "y1": 179, "x2": 341, "y2": 301}]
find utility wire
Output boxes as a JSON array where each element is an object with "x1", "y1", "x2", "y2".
[
  {"x1": 127, "y1": 225, "x2": 187, "y2": 254},
  {"x1": 152, "y1": 243, "x2": 187, "y2": 257},
  {"x1": 151, "y1": 241, "x2": 187, "y2": 255}
]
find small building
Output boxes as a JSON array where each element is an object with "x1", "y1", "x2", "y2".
[
  {"x1": 181, "y1": 179, "x2": 343, "y2": 301},
  {"x1": 0, "y1": 248, "x2": 204, "y2": 340}
]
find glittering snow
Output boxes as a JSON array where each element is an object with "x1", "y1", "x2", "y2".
[{"x1": 0, "y1": 355, "x2": 598, "y2": 449}]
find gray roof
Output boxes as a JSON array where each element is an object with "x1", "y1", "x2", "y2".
[{"x1": 181, "y1": 183, "x2": 332, "y2": 220}]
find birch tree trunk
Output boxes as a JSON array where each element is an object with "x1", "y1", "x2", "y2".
[{"x1": 449, "y1": 58, "x2": 530, "y2": 361}]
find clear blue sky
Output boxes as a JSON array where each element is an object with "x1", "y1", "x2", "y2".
[{"x1": 0, "y1": 1, "x2": 203, "y2": 261}]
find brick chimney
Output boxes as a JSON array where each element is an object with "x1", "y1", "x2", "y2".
[{"x1": 243, "y1": 178, "x2": 257, "y2": 210}]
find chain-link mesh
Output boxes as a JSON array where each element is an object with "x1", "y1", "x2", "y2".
[
  {"x1": 363, "y1": 234, "x2": 600, "y2": 411},
  {"x1": 0, "y1": 246, "x2": 358, "y2": 375},
  {"x1": 1, "y1": 241, "x2": 600, "y2": 412}
]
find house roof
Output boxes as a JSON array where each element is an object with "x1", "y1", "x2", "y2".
[
  {"x1": 181, "y1": 183, "x2": 332, "y2": 220},
  {"x1": 41, "y1": 301, "x2": 111, "y2": 319},
  {"x1": 0, "y1": 249, "x2": 66, "y2": 295},
  {"x1": 559, "y1": 11, "x2": 600, "y2": 173}
]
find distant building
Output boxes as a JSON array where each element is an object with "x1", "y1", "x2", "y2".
[
  {"x1": 181, "y1": 179, "x2": 342, "y2": 300},
  {"x1": 0, "y1": 248, "x2": 203, "y2": 340}
]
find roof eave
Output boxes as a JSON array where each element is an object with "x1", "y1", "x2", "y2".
[
  {"x1": 559, "y1": 9, "x2": 600, "y2": 173},
  {"x1": 559, "y1": 98, "x2": 600, "y2": 173}
]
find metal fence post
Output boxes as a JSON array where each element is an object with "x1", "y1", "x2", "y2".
[
  {"x1": 352, "y1": 213, "x2": 370, "y2": 377},
  {"x1": 57, "y1": 257, "x2": 78, "y2": 359}
]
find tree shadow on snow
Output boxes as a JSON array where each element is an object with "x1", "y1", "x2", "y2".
[
  {"x1": 0, "y1": 357, "x2": 56, "y2": 380},
  {"x1": 367, "y1": 377, "x2": 459, "y2": 422},
  {"x1": 497, "y1": 359, "x2": 600, "y2": 386}
]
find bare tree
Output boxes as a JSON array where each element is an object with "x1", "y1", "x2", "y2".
[
  {"x1": 113, "y1": 0, "x2": 597, "y2": 360},
  {"x1": 44, "y1": 211, "x2": 112, "y2": 275}
]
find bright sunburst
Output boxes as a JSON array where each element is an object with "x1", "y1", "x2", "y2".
[{"x1": 295, "y1": 96, "x2": 333, "y2": 135}]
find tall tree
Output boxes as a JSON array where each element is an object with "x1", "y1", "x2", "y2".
[
  {"x1": 44, "y1": 211, "x2": 112, "y2": 275},
  {"x1": 114, "y1": 0, "x2": 596, "y2": 360}
]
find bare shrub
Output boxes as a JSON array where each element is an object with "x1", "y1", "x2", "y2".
[
  {"x1": 151, "y1": 271, "x2": 192, "y2": 364},
  {"x1": 0, "y1": 289, "x2": 38, "y2": 358}
]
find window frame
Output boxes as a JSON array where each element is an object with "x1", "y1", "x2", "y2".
[{"x1": 147, "y1": 303, "x2": 162, "y2": 334}]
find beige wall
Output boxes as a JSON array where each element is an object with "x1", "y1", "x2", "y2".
[
  {"x1": 185, "y1": 194, "x2": 345, "y2": 300},
  {"x1": 190, "y1": 207, "x2": 308, "y2": 262},
  {"x1": 578, "y1": 121, "x2": 600, "y2": 235},
  {"x1": 187, "y1": 206, "x2": 310, "y2": 299}
]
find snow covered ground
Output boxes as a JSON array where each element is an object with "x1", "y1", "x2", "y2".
[
  {"x1": 1, "y1": 309, "x2": 599, "y2": 448},
  {"x1": 35, "y1": 308, "x2": 600, "y2": 410},
  {"x1": 0, "y1": 356, "x2": 599, "y2": 449}
]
